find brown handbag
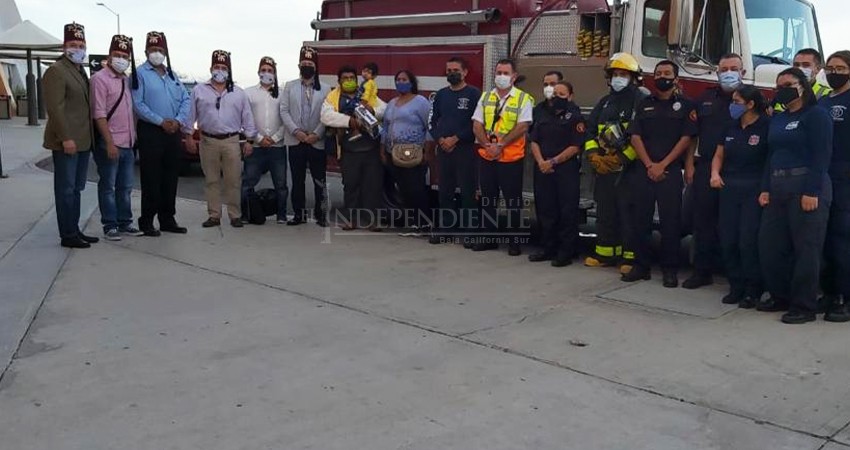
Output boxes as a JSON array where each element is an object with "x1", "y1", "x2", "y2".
[{"x1": 388, "y1": 97, "x2": 424, "y2": 168}]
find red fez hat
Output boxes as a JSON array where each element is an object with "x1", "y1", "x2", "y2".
[
  {"x1": 146, "y1": 31, "x2": 168, "y2": 52},
  {"x1": 64, "y1": 23, "x2": 85, "y2": 44},
  {"x1": 259, "y1": 56, "x2": 276, "y2": 72},
  {"x1": 212, "y1": 50, "x2": 231, "y2": 69},
  {"x1": 299, "y1": 46, "x2": 318, "y2": 64},
  {"x1": 109, "y1": 35, "x2": 132, "y2": 54}
]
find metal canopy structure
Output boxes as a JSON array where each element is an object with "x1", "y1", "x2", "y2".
[{"x1": 0, "y1": 20, "x2": 63, "y2": 125}]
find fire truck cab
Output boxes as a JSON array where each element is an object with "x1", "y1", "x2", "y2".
[{"x1": 308, "y1": 0, "x2": 822, "y2": 205}]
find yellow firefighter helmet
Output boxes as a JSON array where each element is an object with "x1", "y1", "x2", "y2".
[{"x1": 605, "y1": 52, "x2": 642, "y2": 75}]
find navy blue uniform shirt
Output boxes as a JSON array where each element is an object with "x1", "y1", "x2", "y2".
[
  {"x1": 429, "y1": 84, "x2": 481, "y2": 145},
  {"x1": 819, "y1": 89, "x2": 850, "y2": 168},
  {"x1": 765, "y1": 104, "x2": 833, "y2": 195},
  {"x1": 720, "y1": 114, "x2": 770, "y2": 178},
  {"x1": 629, "y1": 94, "x2": 699, "y2": 164},
  {"x1": 530, "y1": 100, "x2": 585, "y2": 160},
  {"x1": 695, "y1": 87, "x2": 734, "y2": 161}
]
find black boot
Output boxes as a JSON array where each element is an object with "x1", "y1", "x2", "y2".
[
  {"x1": 756, "y1": 296, "x2": 789, "y2": 312},
  {"x1": 528, "y1": 250, "x2": 554, "y2": 262},
  {"x1": 662, "y1": 271, "x2": 679, "y2": 288},
  {"x1": 621, "y1": 266, "x2": 651, "y2": 282},
  {"x1": 722, "y1": 284, "x2": 745, "y2": 305},
  {"x1": 781, "y1": 310, "x2": 816, "y2": 324},
  {"x1": 682, "y1": 272, "x2": 713, "y2": 289},
  {"x1": 824, "y1": 296, "x2": 850, "y2": 323}
]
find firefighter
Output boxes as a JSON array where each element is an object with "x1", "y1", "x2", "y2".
[
  {"x1": 622, "y1": 60, "x2": 698, "y2": 287},
  {"x1": 529, "y1": 81, "x2": 584, "y2": 266},
  {"x1": 682, "y1": 53, "x2": 744, "y2": 289},
  {"x1": 758, "y1": 68, "x2": 832, "y2": 324},
  {"x1": 583, "y1": 52, "x2": 647, "y2": 273},
  {"x1": 471, "y1": 58, "x2": 534, "y2": 256},
  {"x1": 819, "y1": 50, "x2": 850, "y2": 322}
]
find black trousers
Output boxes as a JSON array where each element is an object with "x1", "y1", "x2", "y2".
[
  {"x1": 137, "y1": 121, "x2": 181, "y2": 229},
  {"x1": 623, "y1": 166, "x2": 683, "y2": 272},
  {"x1": 593, "y1": 172, "x2": 627, "y2": 262},
  {"x1": 478, "y1": 158, "x2": 524, "y2": 244},
  {"x1": 822, "y1": 170, "x2": 850, "y2": 298},
  {"x1": 436, "y1": 145, "x2": 477, "y2": 233},
  {"x1": 340, "y1": 149, "x2": 383, "y2": 227},
  {"x1": 389, "y1": 161, "x2": 429, "y2": 228},
  {"x1": 692, "y1": 160, "x2": 721, "y2": 273},
  {"x1": 718, "y1": 178, "x2": 762, "y2": 295},
  {"x1": 289, "y1": 143, "x2": 327, "y2": 220},
  {"x1": 534, "y1": 161, "x2": 580, "y2": 257},
  {"x1": 759, "y1": 174, "x2": 832, "y2": 314}
]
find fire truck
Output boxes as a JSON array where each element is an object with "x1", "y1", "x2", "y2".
[{"x1": 307, "y1": 0, "x2": 823, "y2": 206}]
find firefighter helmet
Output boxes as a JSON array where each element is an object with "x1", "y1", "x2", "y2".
[{"x1": 605, "y1": 53, "x2": 642, "y2": 76}]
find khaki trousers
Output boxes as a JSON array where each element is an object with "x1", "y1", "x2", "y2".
[{"x1": 199, "y1": 135, "x2": 242, "y2": 220}]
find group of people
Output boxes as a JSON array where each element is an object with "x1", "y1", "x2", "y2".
[{"x1": 42, "y1": 21, "x2": 849, "y2": 325}]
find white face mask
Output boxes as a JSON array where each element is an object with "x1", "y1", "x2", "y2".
[
  {"x1": 543, "y1": 85, "x2": 555, "y2": 100},
  {"x1": 800, "y1": 67, "x2": 814, "y2": 81},
  {"x1": 494, "y1": 74, "x2": 512, "y2": 90},
  {"x1": 211, "y1": 69, "x2": 229, "y2": 83},
  {"x1": 110, "y1": 57, "x2": 130, "y2": 73},
  {"x1": 259, "y1": 72, "x2": 275, "y2": 86},
  {"x1": 610, "y1": 76, "x2": 630, "y2": 92},
  {"x1": 65, "y1": 48, "x2": 87, "y2": 65},
  {"x1": 148, "y1": 51, "x2": 166, "y2": 66}
]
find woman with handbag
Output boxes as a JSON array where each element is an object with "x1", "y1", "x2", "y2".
[{"x1": 381, "y1": 70, "x2": 433, "y2": 230}]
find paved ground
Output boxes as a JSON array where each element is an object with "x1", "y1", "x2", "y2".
[{"x1": 2, "y1": 117, "x2": 850, "y2": 449}]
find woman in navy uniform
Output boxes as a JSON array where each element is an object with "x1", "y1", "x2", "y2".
[
  {"x1": 819, "y1": 50, "x2": 850, "y2": 322},
  {"x1": 758, "y1": 68, "x2": 833, "y2": 324},
  {"x1": 709, "y1": 86, "x2": 770, "y2": 308},
  {"x1": 528, "y1": 81, "x2": 585, "y2": 267}
]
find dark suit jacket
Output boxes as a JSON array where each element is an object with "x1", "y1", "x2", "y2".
[{"x1": 43, "y1": 56, "x2": 93, "y2": 152}]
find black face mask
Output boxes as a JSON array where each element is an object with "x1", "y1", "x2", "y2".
[
  {"x1": 551, "y1": 97, "x2": 571, "y2": 114},
  {"x1": 299, "y1": 65, "x2": 315, "y2": 79},
  {"x1": 827, "y1": 73, "x2": 850, "y2": 90},
  {"x1": 654, "y1": 77, "x2": 676, "y2": 92},
  {"x1": 447, "y1": 72, "x2": 463, "y2": 86},
  {"x1": 774, "y1": 87, "x2": 800, "y2": 106}
]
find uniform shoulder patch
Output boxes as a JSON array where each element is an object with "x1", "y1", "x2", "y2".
[
  {"x1": 576, "y1": 122, "x2": 586, "y2": 134},
  {"x1": 689, "y1": 110, "x2": 698, "y2": 122}
]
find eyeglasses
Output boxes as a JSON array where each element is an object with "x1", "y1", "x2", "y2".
[{"x1": 825, "y1": 66, "x2": 850, "y2": 74}]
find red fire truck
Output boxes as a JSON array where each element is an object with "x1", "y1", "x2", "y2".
[{"x1": 307, "y1": 0, "x2": 823, "y2": 203}]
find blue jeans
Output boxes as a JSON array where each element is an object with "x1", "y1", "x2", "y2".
[
  {"x1": 52, "y1": 149, "x2": 91, "y2": 239},
  {"x1": 93, "y1": 143, "x2": 135, "y2": 232},
  {"x1": 241, "y1": 147, "x2": 288, "y2": 220}
]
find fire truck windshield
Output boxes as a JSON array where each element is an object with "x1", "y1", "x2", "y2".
[{"x1": 744, "y1": 0, "x2": 820, "y2": 67}]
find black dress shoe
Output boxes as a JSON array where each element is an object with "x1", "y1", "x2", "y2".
[
  {"x1": 817, "y1": 294, "x2": 837, "y2": 314},
  {"x1": 781, "y1": 311, "x2": 816, "y2": 324},
  {"x1": 824, "y1": 297, "x2": 850, "y2": 323},
  {"x1": 286, "y1": 217, "x2": 305, "y2": 226},
  {"x1": 551, "y1": 256, "x2": 572, "y2": 267},
  {"x1": 141, "y1": 228, "x2": 161, "y2": 237},
  {"x1": 230, "y1": 218, "x2": 244, "y2": 228},
  {"x1": 77, "y1": 232, "x2": 99, "y2": 244},
  {"x1": 621, "y1": 267, "x2": 651, "y2": 282},
  {"x1": 528, "y1": 251, "x2": 554, "y2": 262},
  {"x1": 722, "y1": 287, "x2": 745, "y2": 305},
  {"x1": 160, "y1": 224, "x2": 188, "y2": 234},
  {"x1": 682, "y1": 273, "x2": 713, "y2": 289},
  {"x1": 508, "y1": 244, "x2": 521, "y2": 256},
  {"x1": 756, "y1": 296, "x2": 789, "y2": 312},
  {"x1": 463, "y1": 239, "x2": 475, "y2": 249},
  {"x1": 61, "y1": 237, "x2": 91, "y2": 249},
  {"x1": 472, "y1": 242, "x2": 498, "y2": 252},
  {"x1": 662, "y1": 271, "x2": 679, "y2": 288},
  {"x1": 738, "y1": 296, "x2": 757, "y2": 309}
]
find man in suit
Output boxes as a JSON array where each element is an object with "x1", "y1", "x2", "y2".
[
  {"x1": 43, "y1": 23, "x2": 99, "y2": 248},
  {"x1": 281, "y1": 46, "x2": 331, "y2": 226}
]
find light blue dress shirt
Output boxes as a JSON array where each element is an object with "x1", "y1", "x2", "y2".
[{"x1": 132, "y1": 61, "x2": 191, "y2": 127}]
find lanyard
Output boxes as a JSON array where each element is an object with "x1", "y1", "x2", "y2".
[{"x1": 489, "y1": 92, "x2": 509, "y2": 134}]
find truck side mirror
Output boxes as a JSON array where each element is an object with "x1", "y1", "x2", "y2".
[{"x1": 666, "y1": 0, "x2": 695, "y2": 51}]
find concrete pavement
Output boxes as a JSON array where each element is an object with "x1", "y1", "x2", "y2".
[{"x1": 1, "y1": 117, "x2": 850, "y2": 449}]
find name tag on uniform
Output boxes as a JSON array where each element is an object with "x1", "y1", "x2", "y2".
[
  {"x1": 785, "y1": 121, "x2": 799, "y2": 130},
  {"x1": 748, "y1": 135, "x2": 760, "y2": 146}
]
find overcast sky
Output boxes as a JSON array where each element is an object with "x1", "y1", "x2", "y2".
[{"x1": 16, "y1": 0, "x2": 849, "y2": 85}]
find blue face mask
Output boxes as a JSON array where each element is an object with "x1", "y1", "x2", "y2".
[
  {"x1": 65, "y1": 48, "x2": 87, "y2": 65},
  {"x1": 395, "y1": 81, "x2": 412, "y2": 94},
  {"x1": 729, "y1": 103, "x2": 748, "y2": 120},
  {"x1": 719, "y1": 71, "x2": 742, "y2": 92}
]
